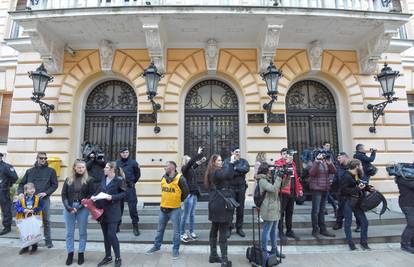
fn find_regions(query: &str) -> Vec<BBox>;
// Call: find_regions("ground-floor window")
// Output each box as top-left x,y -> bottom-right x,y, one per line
408,94 -> 414,143
0,94 -> 12,143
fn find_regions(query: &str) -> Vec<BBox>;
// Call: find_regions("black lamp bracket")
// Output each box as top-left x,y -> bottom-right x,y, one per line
31,96 -> 54,134
367,96 -> 398,133
263,94 -> 277,134
148,94 -> 161,134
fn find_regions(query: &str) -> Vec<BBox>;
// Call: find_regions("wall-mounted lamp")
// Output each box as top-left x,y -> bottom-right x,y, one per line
142,62 -> 163,134
261,62 -> 283,134
367,63 -> 400,133
28,63 -> 54,134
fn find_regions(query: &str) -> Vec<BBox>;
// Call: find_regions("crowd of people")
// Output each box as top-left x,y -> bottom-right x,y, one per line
0,142 -> 412,267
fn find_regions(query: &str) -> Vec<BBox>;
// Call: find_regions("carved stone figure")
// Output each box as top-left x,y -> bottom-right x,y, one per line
99,40 -> 115,72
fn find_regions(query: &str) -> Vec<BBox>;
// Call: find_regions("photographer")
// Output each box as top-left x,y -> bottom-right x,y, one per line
224,146 -> 250,238
339,159 -> 370,251
85,151 -> 106,193
395,171 -> 414,254
353,144 -> 377,184
275,148 -> 303,242
309,151 -> 336,238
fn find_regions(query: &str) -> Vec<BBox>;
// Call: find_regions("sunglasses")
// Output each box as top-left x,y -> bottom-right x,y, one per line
38,157 -> 48,160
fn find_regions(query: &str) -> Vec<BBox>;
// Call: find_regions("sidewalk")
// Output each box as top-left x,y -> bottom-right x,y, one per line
0,238 -> 413,267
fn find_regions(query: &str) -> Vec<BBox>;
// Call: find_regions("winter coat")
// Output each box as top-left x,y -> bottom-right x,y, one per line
116,158 -> 141,186
224,157 -> 250,187
0,161 -> 18,190
18,163 -> 58,197
308,160 -> 336,192
396,177 -> 414,208
86,158 -> 105,184
181,153 -> 203,195
353,150 -> 376,175
339,171 -> 363,199
94,176 -> 126,223
331,163 -> 349,194
208,163 -> 235,223
258,173 -> 282,221
274,159 -> 303,197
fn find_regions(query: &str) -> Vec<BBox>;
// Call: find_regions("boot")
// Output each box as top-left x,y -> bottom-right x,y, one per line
78,253 -> 84,265
219,242 -> 232,267
209,238 -> 221,263
65,252 -> 74,265
30,244 -> 38,254
0,226 -> 11,236
133,224 -> 140,236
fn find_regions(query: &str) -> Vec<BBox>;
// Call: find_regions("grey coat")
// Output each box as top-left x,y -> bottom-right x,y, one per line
258,173 -> 284,221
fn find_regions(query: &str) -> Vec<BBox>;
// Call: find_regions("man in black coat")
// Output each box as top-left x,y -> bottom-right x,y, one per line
353,144 -> 376,183
85,151 -> 106,192
224,146 -> 250,237
395,175 -> 414,254
0,153 -> 18,235
18,152 -> 58,248
116,148 -> 141,236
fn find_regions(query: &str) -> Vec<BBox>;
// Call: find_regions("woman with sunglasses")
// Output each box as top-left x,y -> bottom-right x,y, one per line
94,162 -> 127,267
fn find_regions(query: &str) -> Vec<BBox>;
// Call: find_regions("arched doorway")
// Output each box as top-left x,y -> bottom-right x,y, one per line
286,80 -> 339,171
84,80 -> 137,161
184,79 -> 239,198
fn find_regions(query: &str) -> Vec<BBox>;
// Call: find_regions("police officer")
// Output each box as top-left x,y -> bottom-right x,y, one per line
116,148 -> 141,236
0,153 -> 18,235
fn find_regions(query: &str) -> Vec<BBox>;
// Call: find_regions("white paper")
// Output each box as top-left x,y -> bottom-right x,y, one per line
91,192 -> 110,201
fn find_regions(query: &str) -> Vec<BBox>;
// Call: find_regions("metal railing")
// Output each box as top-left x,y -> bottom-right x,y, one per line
23,0 -> 398,12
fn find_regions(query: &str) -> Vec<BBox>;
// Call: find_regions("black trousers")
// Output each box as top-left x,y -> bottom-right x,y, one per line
278,194 -> 295,234
100,222 -> 120,259
210,222 -> 229,243
120,186 -> 139,224
0,189 -> 12,228
231,186 -> 246,230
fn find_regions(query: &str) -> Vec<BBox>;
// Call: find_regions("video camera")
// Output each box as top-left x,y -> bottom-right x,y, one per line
82,142 -> 105,161
315,149 -> 330,160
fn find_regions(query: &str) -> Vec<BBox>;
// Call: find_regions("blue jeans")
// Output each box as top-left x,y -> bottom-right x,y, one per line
343,200 -> 368,244
63,202 -> 89,253
261,220 -> 278,252
180,194 -> 197,235
154,208 -> 181,253
311,191 -> 327,232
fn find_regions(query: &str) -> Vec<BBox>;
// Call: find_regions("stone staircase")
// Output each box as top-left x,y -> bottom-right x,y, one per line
0,201 -> 406,246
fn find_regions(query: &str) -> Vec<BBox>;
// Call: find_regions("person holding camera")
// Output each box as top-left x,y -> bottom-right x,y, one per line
339,159 -> 370,251
224,146 -> 250,238
353,144 -> 377,184
116,148 -> 141,236
204,154 -> 235,267
180,146 -> 206,242
395,169 -> 414,253
85,151 -> 106,193
309,151 -> 336,239
275,148 -> 303,242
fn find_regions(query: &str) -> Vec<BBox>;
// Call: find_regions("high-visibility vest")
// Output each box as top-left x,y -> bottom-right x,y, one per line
16,195 -> 42,220
160,174 -> 182,209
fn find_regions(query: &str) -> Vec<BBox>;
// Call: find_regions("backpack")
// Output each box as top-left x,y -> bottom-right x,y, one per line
360,187 -> 388,216
365,164 -> 378,177
253,182 -> 266,208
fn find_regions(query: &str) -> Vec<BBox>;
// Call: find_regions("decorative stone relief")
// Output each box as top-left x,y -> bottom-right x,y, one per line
309,40 -> 323,71
99,40 -> 115,72
24,23 -> 64,73
358,24 -> 397,74
205,39 -> 218,74
141,18 -> 165,73
260,19 -> 284,72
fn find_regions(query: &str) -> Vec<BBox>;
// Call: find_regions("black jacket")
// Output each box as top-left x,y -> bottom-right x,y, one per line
18,163 -> 58,197
0,161 -> 18,190
208,163 -> 235,223
331,163 -> 348,193
181,153 -> 203,195
61,177 -> 95,212
339,171 -> 363,199
116,158 -> 140,186
353,150 -> 376,174
86,158 -> 106,182
224,157 -> 249,187
94,176 -> 127,223
396,177 -> 414,208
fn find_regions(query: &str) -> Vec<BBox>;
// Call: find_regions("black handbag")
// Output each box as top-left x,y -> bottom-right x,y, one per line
217,189 -> 240,210
360,187 -> 388,216
365,165 -> 378,176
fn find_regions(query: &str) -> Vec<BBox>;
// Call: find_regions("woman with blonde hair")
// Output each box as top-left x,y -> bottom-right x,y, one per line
254,152 -> 267,179
61,159 -> 95,265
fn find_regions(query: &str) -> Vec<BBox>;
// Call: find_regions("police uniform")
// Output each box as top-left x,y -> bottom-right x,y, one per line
116,149 -> 141,236
0,156 -> 18,235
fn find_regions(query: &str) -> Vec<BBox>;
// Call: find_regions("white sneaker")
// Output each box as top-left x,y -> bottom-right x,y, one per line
259,216 -> 264,223
180,233 -> 190,243
189,232 -> 198,240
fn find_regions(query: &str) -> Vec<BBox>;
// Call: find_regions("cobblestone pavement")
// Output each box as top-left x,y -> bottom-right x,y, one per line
0,238 -> 413,267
